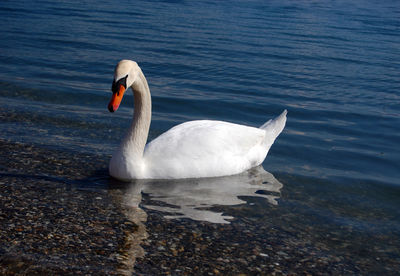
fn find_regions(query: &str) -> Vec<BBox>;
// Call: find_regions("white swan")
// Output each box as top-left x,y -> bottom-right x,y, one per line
108,60 -> 287,181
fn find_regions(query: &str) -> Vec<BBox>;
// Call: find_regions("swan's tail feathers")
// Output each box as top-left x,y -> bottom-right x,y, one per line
260,109 -> 287,140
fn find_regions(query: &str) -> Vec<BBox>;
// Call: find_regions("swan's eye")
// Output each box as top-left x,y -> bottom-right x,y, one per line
111,75 -> 128,94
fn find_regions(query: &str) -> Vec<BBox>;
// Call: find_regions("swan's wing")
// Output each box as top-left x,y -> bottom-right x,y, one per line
145,120 -> 265,160
143,120 -> 266,178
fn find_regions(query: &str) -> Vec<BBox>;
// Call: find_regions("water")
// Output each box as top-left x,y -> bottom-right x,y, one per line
1,0 -> 399,273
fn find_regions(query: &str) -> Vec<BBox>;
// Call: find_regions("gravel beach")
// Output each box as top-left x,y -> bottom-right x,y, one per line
1,139 -> 399,275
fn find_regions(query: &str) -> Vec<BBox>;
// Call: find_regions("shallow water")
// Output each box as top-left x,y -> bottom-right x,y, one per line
1,0 -> 400,274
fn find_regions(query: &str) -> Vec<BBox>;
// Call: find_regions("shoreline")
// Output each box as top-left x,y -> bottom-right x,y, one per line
1,139 -> 399,275
0,139 -> 141,274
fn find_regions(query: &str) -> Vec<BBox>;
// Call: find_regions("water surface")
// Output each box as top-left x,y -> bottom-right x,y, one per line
0,0 -> 399,274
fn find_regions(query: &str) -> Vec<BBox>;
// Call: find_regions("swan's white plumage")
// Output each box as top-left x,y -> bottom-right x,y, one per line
108,60 -> 287,180
143,112 -> 286,179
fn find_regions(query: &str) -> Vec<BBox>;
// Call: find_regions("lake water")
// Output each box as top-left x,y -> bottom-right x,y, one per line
0,0 -> 399,274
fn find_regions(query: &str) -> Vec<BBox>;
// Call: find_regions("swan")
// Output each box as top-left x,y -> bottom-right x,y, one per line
108,60 -> 287,181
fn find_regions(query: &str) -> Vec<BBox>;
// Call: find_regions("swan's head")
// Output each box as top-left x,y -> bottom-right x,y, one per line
108,60 -> 139,112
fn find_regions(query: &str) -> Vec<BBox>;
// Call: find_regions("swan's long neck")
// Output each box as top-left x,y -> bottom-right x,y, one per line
122,69 -> 151,159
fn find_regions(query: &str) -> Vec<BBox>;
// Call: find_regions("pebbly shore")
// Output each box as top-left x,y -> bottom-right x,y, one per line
1,139 -> 399,275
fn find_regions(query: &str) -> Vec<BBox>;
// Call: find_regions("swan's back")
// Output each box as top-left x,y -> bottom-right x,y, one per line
142,110 -> 287,179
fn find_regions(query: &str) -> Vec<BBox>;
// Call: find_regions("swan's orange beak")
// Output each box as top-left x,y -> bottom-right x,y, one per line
108,84 -> 125,112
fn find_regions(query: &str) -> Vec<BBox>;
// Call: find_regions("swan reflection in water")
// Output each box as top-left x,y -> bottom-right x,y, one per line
111,166 -> 283,274
122,166 -> 283,224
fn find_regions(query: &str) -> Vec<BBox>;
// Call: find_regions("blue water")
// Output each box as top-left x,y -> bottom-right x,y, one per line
1,0 -> 400,272
1,0 -> 398,185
